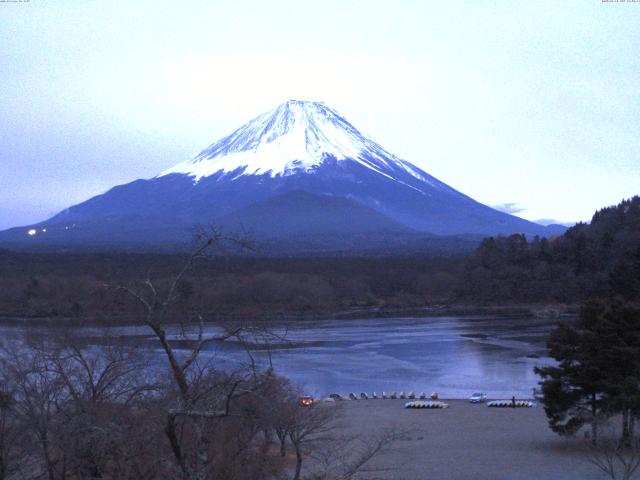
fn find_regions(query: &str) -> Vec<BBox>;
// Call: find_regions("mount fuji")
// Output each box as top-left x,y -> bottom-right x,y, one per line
1,100 -> 563,253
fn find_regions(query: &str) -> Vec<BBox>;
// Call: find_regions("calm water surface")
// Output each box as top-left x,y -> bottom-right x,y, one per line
231,316 -> 557,398
1,316 -> 558,399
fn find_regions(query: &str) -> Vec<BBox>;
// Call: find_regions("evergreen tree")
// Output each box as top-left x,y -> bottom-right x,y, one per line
459,195 -> 640,304
535,310 -> 609,444
536,300 -> 640,445
593,301 -> 640,445
609,246 -> 640,302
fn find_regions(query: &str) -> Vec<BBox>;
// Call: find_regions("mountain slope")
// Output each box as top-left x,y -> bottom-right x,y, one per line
217,190 -> 414,237
161,100 -> 453,187
0,99 -> 562,252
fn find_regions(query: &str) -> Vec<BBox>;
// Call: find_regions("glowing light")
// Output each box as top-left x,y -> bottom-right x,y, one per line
42,228 -> 47,232
27,229 -> 37,236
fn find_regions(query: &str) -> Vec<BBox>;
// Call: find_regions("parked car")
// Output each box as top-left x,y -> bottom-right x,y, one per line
298,396 -> 314,407
469,392 -> 487,403
328,393 -> 344,401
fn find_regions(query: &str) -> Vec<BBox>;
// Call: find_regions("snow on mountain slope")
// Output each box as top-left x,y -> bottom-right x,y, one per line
161,99 -> 448,191
0,99 -> 563,251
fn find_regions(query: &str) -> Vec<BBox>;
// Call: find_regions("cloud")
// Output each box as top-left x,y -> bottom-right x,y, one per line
492,202 -> 525,214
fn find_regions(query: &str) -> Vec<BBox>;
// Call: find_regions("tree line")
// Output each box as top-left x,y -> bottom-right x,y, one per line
3,196 -> 638,322
0,252 -> 462,321
458,196 -> 640,304
0,233 -> 398,480
532,198 -> 640,478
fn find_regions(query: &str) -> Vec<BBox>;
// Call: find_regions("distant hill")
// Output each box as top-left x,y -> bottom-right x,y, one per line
458,196 -> 640,303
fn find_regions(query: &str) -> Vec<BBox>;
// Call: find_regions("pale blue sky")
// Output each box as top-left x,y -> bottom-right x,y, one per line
1,0 -> 638,229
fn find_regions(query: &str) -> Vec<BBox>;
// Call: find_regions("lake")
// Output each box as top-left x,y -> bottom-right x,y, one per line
225,316 -> 557,398
0,315 -> 559,399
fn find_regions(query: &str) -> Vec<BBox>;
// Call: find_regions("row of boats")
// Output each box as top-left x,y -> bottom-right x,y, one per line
326,392 -> 535,408
404,400 -> 535,409
404,401 -> 449,409
487,400 -> 535,408
338,392 -> 439,401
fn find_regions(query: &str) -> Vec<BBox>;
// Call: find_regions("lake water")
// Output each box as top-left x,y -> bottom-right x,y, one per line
0,315 -> 558,399
228,316 -> 557,399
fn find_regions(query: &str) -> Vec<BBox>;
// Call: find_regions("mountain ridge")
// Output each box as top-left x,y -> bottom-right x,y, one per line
161,99 -> 454,190
0,99 -> 565,253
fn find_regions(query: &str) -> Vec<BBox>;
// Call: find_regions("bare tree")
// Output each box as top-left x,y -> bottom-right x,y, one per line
288,403 -> 340,480
0,386 -> 22,480
277,398 -> 402,480
309,428 -> 404,480
587,436 -> 640,480
2,340 -> 68,480
0,227 -> 395,480
113,228 -> 265,480
50,334 -> 158,478
0,331 -> 160,480
258,373 -> 298,458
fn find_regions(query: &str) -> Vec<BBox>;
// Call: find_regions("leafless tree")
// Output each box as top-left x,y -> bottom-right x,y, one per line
0,385 -> 22,480
586,428 -> 640,480
309,428 -> 404,480
112,228 -> 274,480
50,334 -> 158,478
287,403 -> 340,480
257,373 -> 298,458
1,340 -> 68,480
270,396 -> 402,480
0,331 -> 160,480
0,227 -> 396,480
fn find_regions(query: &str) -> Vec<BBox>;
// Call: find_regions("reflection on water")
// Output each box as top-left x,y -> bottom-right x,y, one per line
207,316 -> 557,398
0,316 -> 558,399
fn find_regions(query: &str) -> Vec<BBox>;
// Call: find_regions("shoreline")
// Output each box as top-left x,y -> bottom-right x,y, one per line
0,303 -> 579,327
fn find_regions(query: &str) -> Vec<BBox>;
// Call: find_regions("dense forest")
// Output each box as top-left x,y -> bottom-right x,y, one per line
0,252 -> 463,320
0,196 -> 638,321
458,196 -> 640,303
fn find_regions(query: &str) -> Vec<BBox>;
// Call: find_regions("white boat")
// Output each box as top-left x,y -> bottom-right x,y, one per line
487,400 -> 533,408
405,400 -> 449,409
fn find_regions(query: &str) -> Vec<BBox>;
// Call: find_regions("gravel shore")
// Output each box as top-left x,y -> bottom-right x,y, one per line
332,399 -> 606,480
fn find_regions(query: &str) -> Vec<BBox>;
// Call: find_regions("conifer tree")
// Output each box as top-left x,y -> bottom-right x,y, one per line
536,300 -> 640,445
535,309 -> 609,444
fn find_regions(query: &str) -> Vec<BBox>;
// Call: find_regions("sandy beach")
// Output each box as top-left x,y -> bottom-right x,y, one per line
331,399 -> 606,480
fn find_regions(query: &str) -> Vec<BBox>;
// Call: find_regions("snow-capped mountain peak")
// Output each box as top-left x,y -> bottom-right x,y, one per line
2,100 -> 560,250
160,99 -> 426,182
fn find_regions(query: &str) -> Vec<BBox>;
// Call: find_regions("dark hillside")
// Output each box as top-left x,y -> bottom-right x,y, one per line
458,196 -> 640,303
